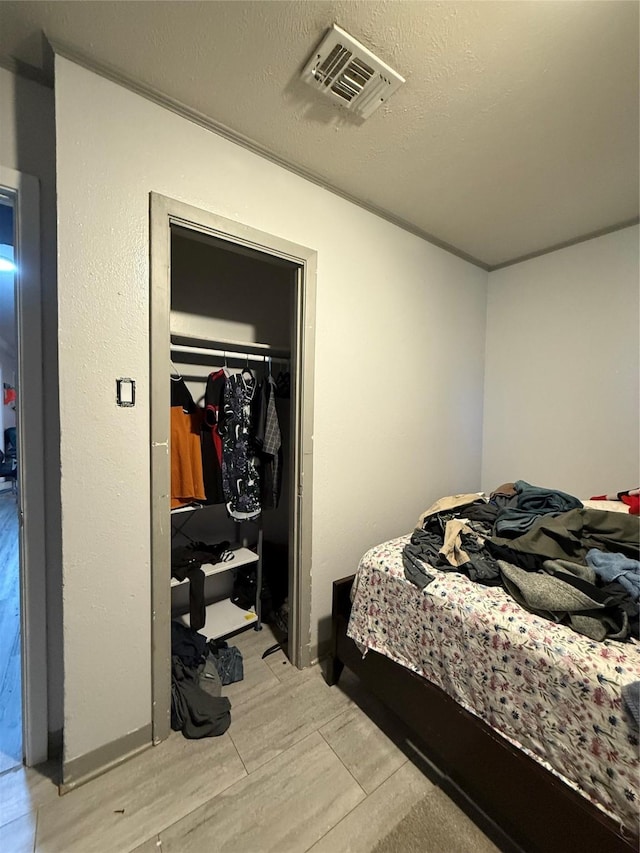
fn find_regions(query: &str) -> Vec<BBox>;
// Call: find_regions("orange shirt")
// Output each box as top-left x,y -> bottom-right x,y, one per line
171,406 -> 206,508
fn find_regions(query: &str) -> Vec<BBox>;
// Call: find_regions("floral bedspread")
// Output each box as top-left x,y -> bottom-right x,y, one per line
347,535 -> 640,833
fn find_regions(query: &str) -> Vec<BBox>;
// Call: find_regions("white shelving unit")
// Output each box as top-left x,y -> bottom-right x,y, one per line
179,599 -> 258,641
170,521 -> 263,638
170,504 -> 205,515
170,547 -> 258,588
170,332 -> 275,640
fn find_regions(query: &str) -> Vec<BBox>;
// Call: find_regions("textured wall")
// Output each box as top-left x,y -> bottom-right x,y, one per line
482,225 -> 640,497
55,56 -> 487,763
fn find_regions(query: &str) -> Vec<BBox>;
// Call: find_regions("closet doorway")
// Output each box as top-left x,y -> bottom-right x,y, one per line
0,166 -> 48,769
150,194 -> 316,743
0,189 -> 21,774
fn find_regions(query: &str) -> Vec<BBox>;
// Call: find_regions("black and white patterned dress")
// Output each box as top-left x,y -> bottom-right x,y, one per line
220,369 -> 261,521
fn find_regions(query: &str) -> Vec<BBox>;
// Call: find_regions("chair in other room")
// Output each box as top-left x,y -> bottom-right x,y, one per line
0,448 -> 17,494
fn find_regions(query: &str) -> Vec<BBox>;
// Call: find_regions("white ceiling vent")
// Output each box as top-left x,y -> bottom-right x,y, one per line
301,24 -> 405,119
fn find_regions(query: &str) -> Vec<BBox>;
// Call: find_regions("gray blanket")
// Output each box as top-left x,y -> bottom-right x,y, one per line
494,480 -> 582,537
498,560 -> 629,641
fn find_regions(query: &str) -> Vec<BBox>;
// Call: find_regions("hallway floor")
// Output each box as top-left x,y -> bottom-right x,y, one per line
0,624 -> 499,853
0,490 -> 21,774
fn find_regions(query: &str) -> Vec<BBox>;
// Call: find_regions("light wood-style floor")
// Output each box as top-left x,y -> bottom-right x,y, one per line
0,491 -> 21,775
0,623 -> 500,853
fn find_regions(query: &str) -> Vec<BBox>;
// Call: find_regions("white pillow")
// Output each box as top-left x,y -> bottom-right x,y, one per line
581,499 -> 630,514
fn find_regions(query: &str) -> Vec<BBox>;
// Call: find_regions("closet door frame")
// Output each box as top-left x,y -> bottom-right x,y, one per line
149,192 -> 316,743
0,166 -> 48,766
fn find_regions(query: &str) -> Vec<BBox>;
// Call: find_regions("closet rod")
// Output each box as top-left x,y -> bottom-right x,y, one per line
170,343 -> 289,365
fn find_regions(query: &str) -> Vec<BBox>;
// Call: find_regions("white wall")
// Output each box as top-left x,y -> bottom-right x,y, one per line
482,225 -> 640,497
55,56 -> 487,764
0,66 -> 63,741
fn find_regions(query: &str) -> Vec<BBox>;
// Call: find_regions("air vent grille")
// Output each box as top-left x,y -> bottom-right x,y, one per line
301,25 -> 404,119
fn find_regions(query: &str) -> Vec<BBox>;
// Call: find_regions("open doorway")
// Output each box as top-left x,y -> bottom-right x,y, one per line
0,196 -> 20,773
0,166 -> 48,771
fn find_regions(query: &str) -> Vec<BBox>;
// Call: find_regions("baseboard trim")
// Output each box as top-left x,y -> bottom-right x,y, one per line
60,723 -> 152,792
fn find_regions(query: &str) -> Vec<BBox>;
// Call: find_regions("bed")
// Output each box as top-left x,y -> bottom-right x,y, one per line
328,504 -> 640,853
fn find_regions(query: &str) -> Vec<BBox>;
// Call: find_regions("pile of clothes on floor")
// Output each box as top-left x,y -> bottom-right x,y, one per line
403,481 -> 640,642
170,621 -> 244,739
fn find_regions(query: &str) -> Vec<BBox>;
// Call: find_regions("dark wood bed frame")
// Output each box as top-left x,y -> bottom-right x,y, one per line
327,575 -> 637,853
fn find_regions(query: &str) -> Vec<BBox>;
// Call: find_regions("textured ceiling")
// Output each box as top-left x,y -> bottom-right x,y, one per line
0,0 -> 638,267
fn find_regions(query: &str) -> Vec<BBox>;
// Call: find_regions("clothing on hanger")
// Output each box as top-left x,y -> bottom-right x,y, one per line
221,369 -> 261,521
170,377 -> 206,509
255,373 -> 282,509
201,368 -> 227,504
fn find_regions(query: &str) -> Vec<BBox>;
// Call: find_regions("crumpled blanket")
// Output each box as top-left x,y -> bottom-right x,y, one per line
498,560 -> 629,641
515,480 -> 582,515
494,480 -> 582,537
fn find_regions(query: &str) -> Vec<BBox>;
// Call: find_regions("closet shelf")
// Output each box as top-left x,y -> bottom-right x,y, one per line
179,598 -> 258,640
170,332 -> 290,362
170,547 -> 258,587
171,504 -> 205,515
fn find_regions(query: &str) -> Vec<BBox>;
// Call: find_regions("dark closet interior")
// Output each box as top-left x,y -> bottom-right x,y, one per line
169,225 -> 298,654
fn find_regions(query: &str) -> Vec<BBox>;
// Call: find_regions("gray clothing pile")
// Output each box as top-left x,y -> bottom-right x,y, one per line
489,507 -> 640,567
403,527 -> 438,589
498,559 -> 630,641
493,480 -> 582,538
171,655 -> 231,739
403,488 -> 639,644
403,494 -> 500,589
